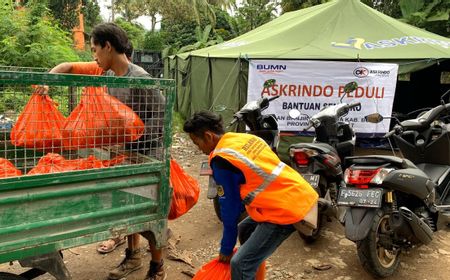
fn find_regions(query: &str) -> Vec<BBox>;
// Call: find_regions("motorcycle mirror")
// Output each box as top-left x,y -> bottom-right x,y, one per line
212,104 -> 228,112
440,89 -> 450,106
289,109 -> 301,119
344,82 -> 358,93
365,113 -> 384,123
340,82 -> 358,103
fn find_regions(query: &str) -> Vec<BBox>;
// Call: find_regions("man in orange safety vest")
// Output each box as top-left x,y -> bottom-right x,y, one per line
184,110 -> 318,279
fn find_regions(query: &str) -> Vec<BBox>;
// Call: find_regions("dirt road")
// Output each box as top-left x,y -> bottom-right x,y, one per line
1,135 -> 450,280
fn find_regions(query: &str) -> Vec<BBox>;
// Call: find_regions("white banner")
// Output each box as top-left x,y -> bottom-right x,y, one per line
248,60 -> 399,134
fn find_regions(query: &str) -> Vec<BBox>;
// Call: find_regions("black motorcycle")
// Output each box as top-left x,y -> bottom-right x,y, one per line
338,93 -> 450,277
200,95 -> 280,221
288,82 -> 360,242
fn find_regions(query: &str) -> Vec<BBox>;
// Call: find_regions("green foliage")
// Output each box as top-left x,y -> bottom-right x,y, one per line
399,0 -> 424,18
171,111 -> 185,134
361,0 -> 402,18
361,0 -> 448,36
46,0 -> 80,31
45,0 -> 101,32
161,17 -> 198,49
178,24 -> 224,53
114,18 -> 146,49
82,0 -> 103,34
1,0 -> 13,11
398,0 -> 449,37
0,2 -> 79,68
113,0 -> 142,22
234,0 -> 278,34
281,0 -> 331,13
213,6 -> 238,40
76,50 -> 94,62
0,88 -> 28,114
143,32 -> 166,51
281,0 -> 303,13
48,87 -> 71,116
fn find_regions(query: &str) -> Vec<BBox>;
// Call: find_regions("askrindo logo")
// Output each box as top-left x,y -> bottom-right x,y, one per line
353,67 -> 369,78
332,36 -> 450,50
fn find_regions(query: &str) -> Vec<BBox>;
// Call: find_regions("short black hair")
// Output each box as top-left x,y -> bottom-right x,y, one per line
91,23 -> 129,54
183,111 -> 225,137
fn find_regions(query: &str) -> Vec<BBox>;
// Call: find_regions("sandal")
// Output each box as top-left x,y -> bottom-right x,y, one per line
97,237 -> 126,254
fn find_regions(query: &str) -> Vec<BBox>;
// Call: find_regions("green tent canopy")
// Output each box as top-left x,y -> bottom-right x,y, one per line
185,0 -> 450,60
167,0 -> 450,119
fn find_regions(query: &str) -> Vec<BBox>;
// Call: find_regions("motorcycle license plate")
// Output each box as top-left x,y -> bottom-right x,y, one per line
302,174 -> 320,188
337,187 -> 383,208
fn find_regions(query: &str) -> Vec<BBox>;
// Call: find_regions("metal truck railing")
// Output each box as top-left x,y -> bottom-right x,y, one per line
0,68 -> 175,279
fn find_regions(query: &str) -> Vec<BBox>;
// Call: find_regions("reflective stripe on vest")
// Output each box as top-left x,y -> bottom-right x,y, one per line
214,148 -> 286,205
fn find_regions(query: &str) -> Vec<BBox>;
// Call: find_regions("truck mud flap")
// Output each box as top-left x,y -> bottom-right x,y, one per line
344,208 -> 377,241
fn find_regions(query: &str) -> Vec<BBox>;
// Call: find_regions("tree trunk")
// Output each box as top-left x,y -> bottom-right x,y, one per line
111,0 -> 115,21
151,16 -> 157,32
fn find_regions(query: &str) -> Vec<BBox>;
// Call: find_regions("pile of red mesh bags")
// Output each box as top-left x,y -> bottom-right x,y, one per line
28,153 -> 126,175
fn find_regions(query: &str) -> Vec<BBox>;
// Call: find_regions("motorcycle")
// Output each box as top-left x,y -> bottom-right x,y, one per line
288,82 -> 360,243
200,95 -> 280,221
338,91 -> 450,277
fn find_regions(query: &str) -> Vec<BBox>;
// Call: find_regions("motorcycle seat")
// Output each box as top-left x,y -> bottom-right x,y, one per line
415,163 -> 450,185
345,155 -> 416,169
290,142 -> 337,154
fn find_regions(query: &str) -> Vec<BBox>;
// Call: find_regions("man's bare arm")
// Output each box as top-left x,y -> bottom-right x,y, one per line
49,62 -> 73,74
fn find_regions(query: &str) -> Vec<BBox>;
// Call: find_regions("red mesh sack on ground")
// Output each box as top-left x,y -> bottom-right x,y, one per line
10,92 -> 66,149
192,259 -> 232,280
62,87 -> 145,149
193,255 -> 265,280
0,158 -> 22,178
168,159 -> 200,220
28,153 -> 127,175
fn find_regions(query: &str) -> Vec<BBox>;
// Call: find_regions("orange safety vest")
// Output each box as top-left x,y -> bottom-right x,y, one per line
209,132 -> 318,225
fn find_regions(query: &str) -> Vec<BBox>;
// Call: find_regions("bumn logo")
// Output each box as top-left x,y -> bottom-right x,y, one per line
353,67 -> 369,78
256,64 -> 287,71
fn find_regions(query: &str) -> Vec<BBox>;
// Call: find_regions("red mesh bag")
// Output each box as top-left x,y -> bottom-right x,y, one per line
168,159 -> 200,220
28,153 -> 127,175
192,259 -> 232,280
28,153 -> 76,175
62,87 -> 145,149
10,92 -> 66,149
0,158 -> 22,178
193,256 -> 265,280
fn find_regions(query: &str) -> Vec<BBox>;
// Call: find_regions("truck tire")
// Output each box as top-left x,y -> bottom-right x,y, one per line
357,209 -> 400,278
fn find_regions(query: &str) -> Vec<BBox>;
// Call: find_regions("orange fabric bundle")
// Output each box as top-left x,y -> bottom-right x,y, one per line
63,87 -> 145,149
28,153 -> 76,175
168,159 -> 200,220
192,258 -> 232,280
0,158 -> 22,178
28,153 -> 127,175
193,256 -> 265,280
10,92 -> 66,149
